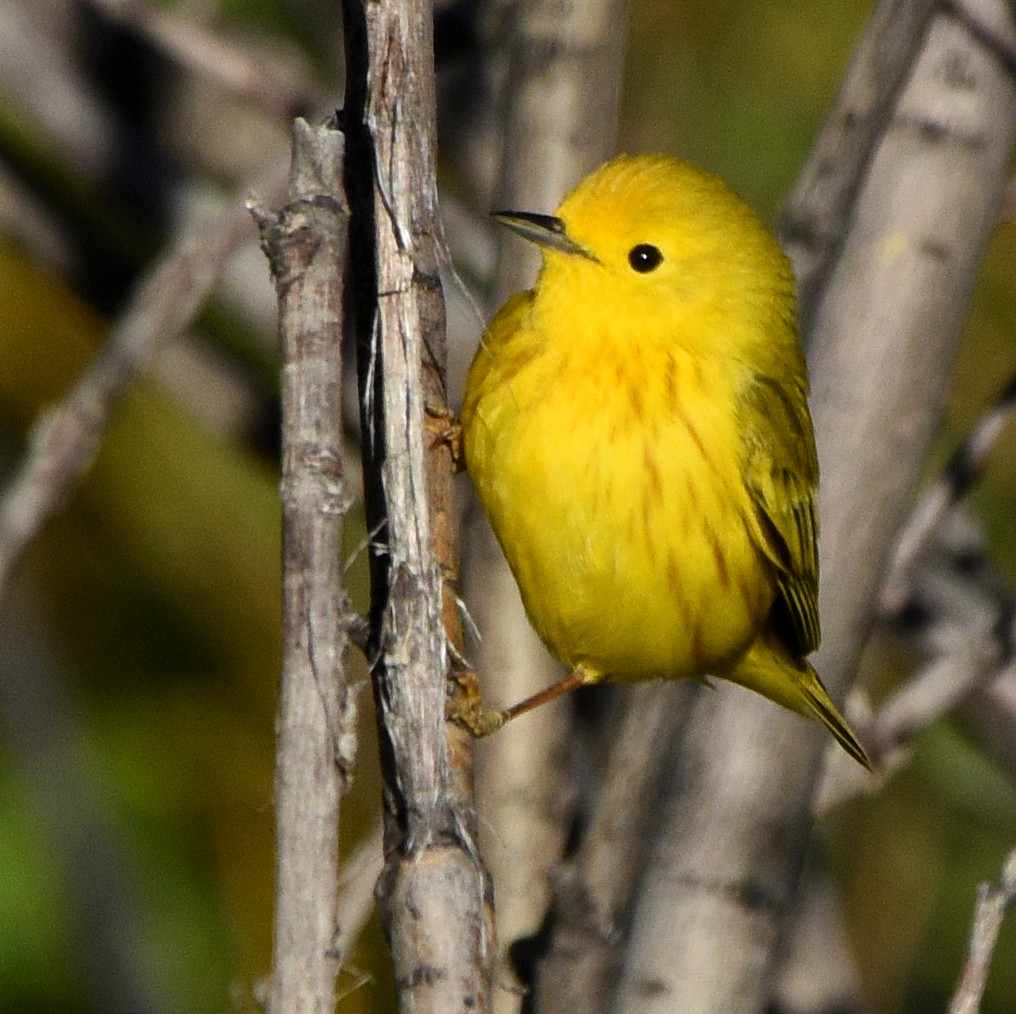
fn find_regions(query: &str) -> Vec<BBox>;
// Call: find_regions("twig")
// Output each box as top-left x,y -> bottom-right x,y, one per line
0,159 -> 286,598
818,508 -> 1016,812
881,369 -> 1016,614
948,845 -> 1016,1014
251,118 -> 357,1014
334,820 -> 385,966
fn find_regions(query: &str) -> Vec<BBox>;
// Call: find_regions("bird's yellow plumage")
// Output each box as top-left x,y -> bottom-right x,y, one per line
460,154 -> 870,768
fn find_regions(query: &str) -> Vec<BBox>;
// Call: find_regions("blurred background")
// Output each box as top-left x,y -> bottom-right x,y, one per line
1,0 -> 1016,1011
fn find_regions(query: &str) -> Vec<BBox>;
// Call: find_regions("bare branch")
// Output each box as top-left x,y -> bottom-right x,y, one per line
881,369 -> 1016,614
949,845 -> 1016,1014
0,159 -> 284,597
779,0 -> 940,328
252,118 -> 357,1014
342,0 -> 493,1006
773,857 -> 866,1013
803,0 -> 1016,704
489,0 -> 628,304
819,366 -> 1016,807
531,683 -> 698,1013
805,0 -> 1016,721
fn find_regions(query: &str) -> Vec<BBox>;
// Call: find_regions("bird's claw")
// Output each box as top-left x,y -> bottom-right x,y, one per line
446,669 -> 505,737
425,402 -> 466,473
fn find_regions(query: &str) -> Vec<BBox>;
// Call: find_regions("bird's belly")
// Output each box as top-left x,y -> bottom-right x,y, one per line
517,486 -> 769,681
467,388 -> 773,682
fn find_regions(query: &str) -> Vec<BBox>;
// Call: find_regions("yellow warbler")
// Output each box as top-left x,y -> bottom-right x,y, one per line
459,154 -> 870,769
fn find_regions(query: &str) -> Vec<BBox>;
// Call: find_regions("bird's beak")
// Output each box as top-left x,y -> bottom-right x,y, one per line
492,211 -> 595,259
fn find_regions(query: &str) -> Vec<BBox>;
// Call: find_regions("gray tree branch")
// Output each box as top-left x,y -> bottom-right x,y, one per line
252,119 -> 358,1014
341,0 -> 493,1007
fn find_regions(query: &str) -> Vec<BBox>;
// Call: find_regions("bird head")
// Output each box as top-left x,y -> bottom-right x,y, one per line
493,154 -> 797,363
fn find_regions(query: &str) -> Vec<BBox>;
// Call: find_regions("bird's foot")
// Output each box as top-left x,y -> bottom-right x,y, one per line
447,666 -> 592,736
446,668 -> 505,737
424,402 -> 465,473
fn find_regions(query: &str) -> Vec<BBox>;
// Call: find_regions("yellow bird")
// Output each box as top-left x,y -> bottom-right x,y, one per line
459,154 -> 870,769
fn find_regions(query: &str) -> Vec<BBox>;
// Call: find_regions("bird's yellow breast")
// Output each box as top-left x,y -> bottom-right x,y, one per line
462,293 -> 774,683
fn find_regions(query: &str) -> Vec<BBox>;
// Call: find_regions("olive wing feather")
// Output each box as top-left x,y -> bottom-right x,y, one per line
738,373 -> 821,656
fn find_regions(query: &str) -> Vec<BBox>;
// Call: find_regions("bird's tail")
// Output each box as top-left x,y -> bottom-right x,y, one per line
795,664 -> 872,770
726,639 -> 872,770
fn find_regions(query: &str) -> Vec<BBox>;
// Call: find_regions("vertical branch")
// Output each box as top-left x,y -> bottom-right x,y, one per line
252,120 -> 357,1014
342,0 -> 493,1008
489,0 -> 628,304
531,682 -> 698,1013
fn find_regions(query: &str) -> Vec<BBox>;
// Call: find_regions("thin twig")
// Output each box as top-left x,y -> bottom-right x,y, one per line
0,158 -> 288,598
881,369 -> 1016,614
818,509 -> 1015,812
948,845 -> 1016,1014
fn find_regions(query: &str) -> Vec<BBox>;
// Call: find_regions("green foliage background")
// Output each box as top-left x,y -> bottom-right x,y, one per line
1,1 -> 1015,1011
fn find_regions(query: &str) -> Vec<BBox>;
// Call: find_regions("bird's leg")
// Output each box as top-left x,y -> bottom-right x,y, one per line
447,667 -> 588,737
424,402 -> 465,473
499,669 -> 588,723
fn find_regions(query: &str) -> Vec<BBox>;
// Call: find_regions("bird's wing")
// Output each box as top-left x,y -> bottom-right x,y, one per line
738,372 -> 821,656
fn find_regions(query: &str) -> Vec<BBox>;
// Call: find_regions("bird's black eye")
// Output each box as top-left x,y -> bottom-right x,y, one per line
628,244 -> 663,273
